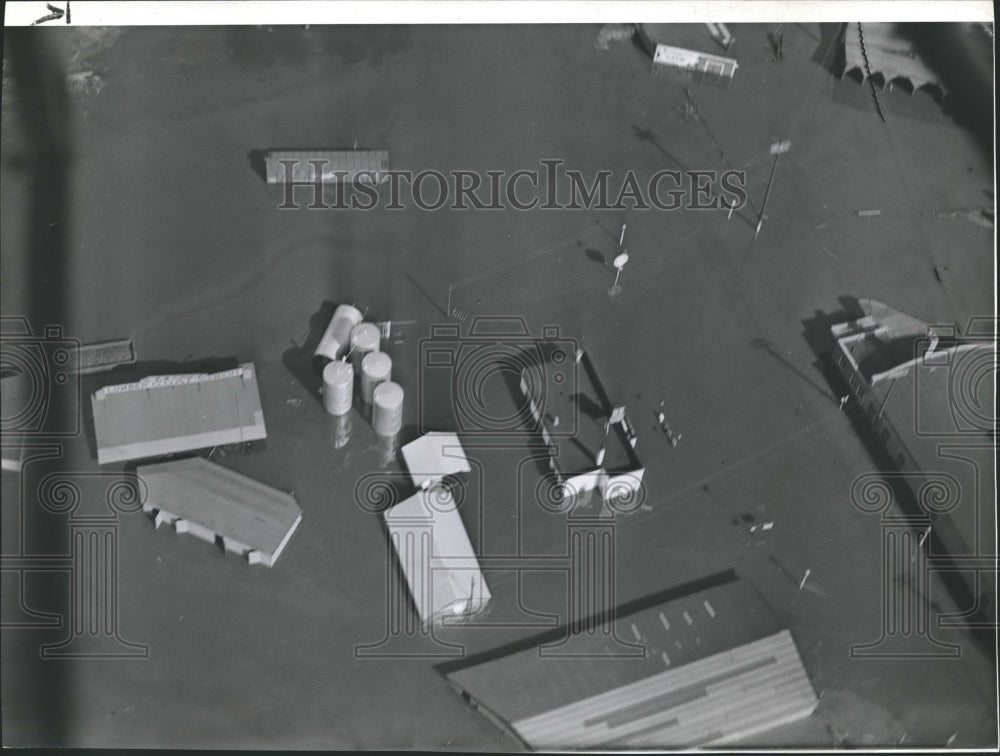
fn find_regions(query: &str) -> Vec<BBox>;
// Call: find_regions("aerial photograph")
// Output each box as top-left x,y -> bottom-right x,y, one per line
1,0 -> 996,749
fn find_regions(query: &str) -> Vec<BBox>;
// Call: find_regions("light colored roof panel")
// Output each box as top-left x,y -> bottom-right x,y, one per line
844,23 -> 946,94
138,456 -> 302,567
93,363 -> 267,464
444,576 -> 784,726
511,630 -> 816,748
401,432 -> 471,488
384,486 -> 491,623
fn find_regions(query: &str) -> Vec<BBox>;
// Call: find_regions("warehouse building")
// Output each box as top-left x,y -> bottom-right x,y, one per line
438,572 -> 818,748
92,363 -> 267,464
831,299 -> 996,624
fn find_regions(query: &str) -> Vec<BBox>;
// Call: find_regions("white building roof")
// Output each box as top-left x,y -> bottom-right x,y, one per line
401,432 -> 472,489
383,485 -> 490,624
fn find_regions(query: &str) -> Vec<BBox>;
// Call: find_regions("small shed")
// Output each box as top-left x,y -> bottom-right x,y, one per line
264,149 -> 390,184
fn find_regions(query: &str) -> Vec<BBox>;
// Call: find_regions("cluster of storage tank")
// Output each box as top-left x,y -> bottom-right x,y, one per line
313,304 -> 403,436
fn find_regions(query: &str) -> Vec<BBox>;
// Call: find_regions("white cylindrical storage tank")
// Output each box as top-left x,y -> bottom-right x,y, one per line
349,322 -> 381,369
360,351 -> 392,405
322,360 -> 354,416
372,381 -> 404,436
314,304 -> 363,366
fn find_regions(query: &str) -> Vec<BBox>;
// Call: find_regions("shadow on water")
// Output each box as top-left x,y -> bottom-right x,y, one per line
802,297 -> 996,656
282,300 -> 337,406
581,245 -> 608,267
630,124 -> 691,173
811,22 -> 846,74
247,149 -> 267,181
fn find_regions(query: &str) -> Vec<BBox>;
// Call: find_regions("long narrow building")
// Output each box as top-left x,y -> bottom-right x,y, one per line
92,363 -> 267,464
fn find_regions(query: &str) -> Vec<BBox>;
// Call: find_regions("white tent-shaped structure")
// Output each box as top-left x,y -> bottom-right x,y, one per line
384,485 -> 491,624
843,23 -> 946,98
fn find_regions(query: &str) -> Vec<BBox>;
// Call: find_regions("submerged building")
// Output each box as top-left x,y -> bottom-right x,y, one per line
439,572 -> 818,748
92,363 -> 267,464
831,299 -> 996,623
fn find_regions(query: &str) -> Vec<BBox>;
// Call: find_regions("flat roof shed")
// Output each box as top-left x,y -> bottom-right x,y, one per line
92,363 -> 267,465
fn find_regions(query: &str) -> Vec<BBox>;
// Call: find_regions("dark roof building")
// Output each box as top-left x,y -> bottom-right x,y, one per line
519,347 -> 645,505
439,573 -> 817,748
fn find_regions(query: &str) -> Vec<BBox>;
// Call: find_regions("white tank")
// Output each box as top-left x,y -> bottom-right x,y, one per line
349,322 -> 381,369
322,360 -> 354,416
314,304 -> 363,366
360,351 -> 392,405
372,381 -> 404,436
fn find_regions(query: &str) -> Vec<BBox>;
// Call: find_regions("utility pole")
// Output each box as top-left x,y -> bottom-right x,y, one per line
755,140 -> 791,239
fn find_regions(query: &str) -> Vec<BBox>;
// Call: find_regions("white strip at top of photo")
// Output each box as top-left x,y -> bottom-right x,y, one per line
4,1 -> 995,27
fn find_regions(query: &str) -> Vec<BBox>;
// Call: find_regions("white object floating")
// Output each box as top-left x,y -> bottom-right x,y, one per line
314,304 -> 363,364
383,485 -> 491,624
349,322 -> 381,369
139,457 -> 302,568
360,351 -> 392,406
401,432 -> 471,489
322,360 -> 354,417
372,381 -> 404,436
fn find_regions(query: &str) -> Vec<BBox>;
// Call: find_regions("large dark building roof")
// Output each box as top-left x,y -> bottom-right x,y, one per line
439,572 -> 817,748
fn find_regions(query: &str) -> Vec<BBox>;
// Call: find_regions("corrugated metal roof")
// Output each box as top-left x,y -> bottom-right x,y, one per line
442,578 -> 817,748
512,630 -> 816,748
265,149 -> 390,184
138,456 -> 301,567
92,363 -> 267,464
